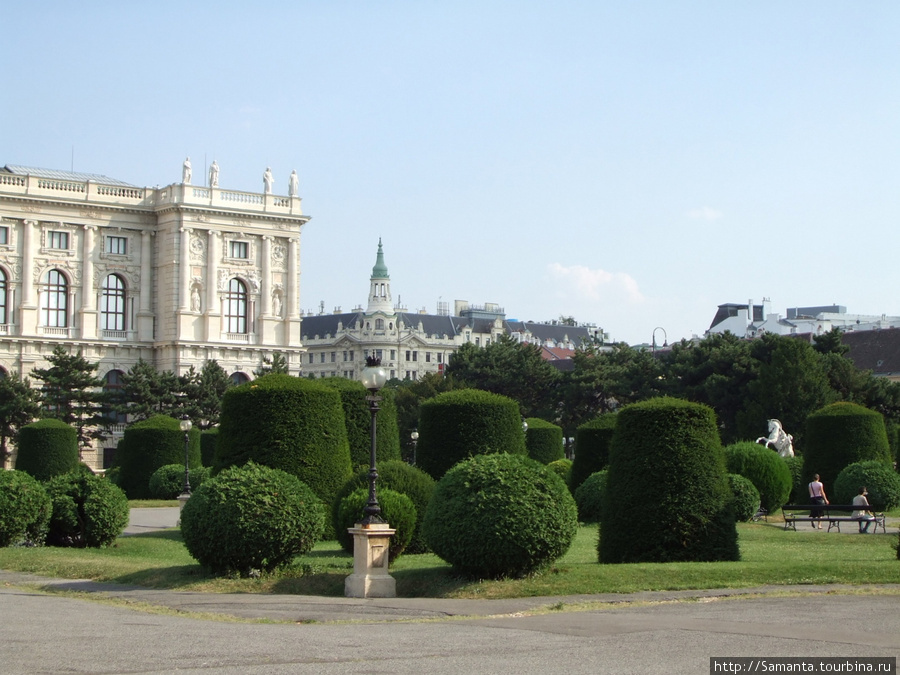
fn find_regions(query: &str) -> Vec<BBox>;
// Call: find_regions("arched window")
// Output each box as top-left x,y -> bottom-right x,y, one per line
0,268 -> 6,325
375,318 -> 385,330
230,372 -> 250,386
40,269 -> 68,327
100,274 -> 126,331
225,278 -> 248,333
103,370 -> 127,424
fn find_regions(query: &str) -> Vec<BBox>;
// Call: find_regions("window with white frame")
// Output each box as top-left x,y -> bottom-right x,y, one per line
48,231 -> 69,250
229,241 -> 249,259
0,268 -> 6,324
0,226 -> 8,245
100,274 -> 126,331
106,236 -> 127,255
224,278 -> 248,333
40,269 -> 68,327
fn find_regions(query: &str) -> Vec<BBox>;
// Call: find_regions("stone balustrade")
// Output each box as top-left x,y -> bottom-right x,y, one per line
1,172 -> 303,216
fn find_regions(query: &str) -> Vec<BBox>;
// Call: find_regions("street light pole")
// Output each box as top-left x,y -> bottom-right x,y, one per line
360,356 -> 388,525
179,415 -> 192,496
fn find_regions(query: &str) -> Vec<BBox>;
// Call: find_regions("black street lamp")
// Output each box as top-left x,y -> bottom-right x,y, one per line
409,429 -> 419,466
360,356 -> 388,524
179,415 -> 192,496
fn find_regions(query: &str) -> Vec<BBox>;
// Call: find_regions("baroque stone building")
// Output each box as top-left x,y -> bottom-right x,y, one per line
0,163 -> 309,467
300,240 -> 605,380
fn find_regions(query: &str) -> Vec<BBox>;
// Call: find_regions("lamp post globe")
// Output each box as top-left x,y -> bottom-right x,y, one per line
360,357 -> 387,524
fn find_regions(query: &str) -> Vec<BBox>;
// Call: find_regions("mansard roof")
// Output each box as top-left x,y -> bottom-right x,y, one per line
841,328 -> 900,377
3,164 -> 136,187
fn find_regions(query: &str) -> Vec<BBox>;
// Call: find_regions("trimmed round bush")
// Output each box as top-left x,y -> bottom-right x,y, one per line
547,458 -> 573,484
148,464 -> 212,500
783,455 -> 805,504
525,418 -> 564,464
569,414 -> 617,492
215,374 -> 352,508
0,470 -> 51,547
116,415 -> 201,499
833,461 -> 900,511
15,419 -> 79,482
180,462 -> 326,576
804,402 -> 892,489
332,460 -> 435,554
723,441 -> 792,511
423,453 -> 577,578
416,389 -> 527,480
728,473 -> 761,522
574,470 -> 607,523
600,398 -> 739,564
200,429 -> 218,467
44,471 -> 129,548
335,488 -> 417,561
321,378 -> 401,468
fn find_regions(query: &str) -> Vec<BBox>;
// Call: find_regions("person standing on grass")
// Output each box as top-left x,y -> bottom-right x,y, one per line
852,487 -> 875,534
808,473 -> 828,529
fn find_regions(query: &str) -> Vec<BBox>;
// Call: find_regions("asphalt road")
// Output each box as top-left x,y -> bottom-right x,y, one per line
1,584 -> 897,675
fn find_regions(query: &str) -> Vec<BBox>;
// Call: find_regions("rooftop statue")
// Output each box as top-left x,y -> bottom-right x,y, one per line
756,418 -> 794,458
209,160 -> 219,187
263,167 -> 274,194
182,157 -> 192,184
288,169 -> 299,197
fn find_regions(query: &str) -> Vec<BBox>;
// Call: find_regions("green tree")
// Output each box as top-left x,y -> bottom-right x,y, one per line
114,359 -> 180,422
31,346 -> 104,448
253,351 -> 290,377
182,360 -> 233,428
389,372 -> 463,462
444,335 -> 560,419
0,372 -> 40,464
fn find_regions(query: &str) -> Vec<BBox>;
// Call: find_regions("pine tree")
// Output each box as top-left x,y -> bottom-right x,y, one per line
31,346 -> 104,448
114,359 -> 181,422
253,351 -> 290,377
193,360 -> 232,428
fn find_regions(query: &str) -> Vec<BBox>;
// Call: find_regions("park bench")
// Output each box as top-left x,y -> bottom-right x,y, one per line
781,504 -> 886,534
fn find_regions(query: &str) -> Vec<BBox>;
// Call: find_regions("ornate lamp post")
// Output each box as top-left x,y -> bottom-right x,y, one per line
359,356 -> 388,524
409,429 -> 419,466
179,415 -> 192,496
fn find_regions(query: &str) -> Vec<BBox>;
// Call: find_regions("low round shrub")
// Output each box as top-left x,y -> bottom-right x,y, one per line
332,461 -> 435,553
833,461 -> 900,511
525,418 -> 564,464
335,488 -> 416,561
0,470 -> 51,547
547,458 -> 573,484
574,470 -> 607,523
44,471 -> 129,548
423,453 -> 577,578
180,462 -> 326,576
723,441 -> 792,511
148,464 -> 211,500
728,473 -> 761,522
15,419 -> 79,482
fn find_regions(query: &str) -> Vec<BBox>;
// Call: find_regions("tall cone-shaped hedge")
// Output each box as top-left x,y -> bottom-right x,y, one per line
15,419 -> 79,482
215,374 -> 352,507
569,413 -> 617,492
600,397 -> 738,564
116,415 -> 201,499
416,389 -> 526,479
803,402 -> 892,489
320,377 -> 401,468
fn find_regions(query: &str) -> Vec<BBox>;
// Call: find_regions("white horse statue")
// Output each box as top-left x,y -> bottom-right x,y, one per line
756,418 -> 794,458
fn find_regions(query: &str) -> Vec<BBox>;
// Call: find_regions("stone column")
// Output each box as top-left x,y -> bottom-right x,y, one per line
179,227 -> 192,310
206,229 -> 219,312
80,225 -> 97,339
137,229 -> 154,341
287,237 -> 299,319
21,220 -> 36,307
261,236 -> 272,316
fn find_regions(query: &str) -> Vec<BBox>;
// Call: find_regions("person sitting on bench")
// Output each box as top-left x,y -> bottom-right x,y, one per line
852,486 -> 876,534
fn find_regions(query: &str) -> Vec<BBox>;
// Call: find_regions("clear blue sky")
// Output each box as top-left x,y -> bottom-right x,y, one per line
4,2 -> 898,344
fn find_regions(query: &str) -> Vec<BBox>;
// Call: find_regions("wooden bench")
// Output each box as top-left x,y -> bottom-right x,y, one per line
781,504 -> 886,533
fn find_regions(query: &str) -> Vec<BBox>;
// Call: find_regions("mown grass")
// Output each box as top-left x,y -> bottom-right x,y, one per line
1,520 -> 898,599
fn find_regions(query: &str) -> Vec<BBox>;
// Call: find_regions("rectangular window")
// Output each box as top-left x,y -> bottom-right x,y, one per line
390,349 -> 396,360
106,236 -> 127,255
405,350 -> 411,361
49,231 -> 69,249
330,352 -> 336,363
229,241 -> 249,259
309,354 -> 314,364
0,227 -> 8,245
349,351 -> 354,361
426,352 -> 431,363
376,349 -> 383,360
320,353 -> 325,363
343,351 -> 348,362
438,353 -> 443,364
412,351 -> 418,362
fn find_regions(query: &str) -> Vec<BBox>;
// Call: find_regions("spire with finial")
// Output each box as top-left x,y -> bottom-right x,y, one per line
367,238 -> 393,313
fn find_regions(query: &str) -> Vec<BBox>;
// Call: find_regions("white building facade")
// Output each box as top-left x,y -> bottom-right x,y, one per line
0,164 -> 310,468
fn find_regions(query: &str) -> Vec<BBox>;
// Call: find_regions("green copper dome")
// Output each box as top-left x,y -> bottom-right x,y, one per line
371,238 -> 389,279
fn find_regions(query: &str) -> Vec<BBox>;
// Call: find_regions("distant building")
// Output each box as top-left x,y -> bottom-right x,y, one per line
0,163 -> 309,468
707,298 -> 900,338
299,241 -> 606,380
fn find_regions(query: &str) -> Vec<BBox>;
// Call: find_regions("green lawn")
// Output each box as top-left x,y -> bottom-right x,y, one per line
1,522 -> 898,598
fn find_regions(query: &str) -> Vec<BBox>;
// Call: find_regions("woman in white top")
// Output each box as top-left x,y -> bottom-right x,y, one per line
808,474 -> 828,529
852,487 -> 875,534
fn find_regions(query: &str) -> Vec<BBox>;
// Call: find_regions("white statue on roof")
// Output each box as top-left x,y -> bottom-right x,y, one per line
209,160 -> 219,187
756,419 -> 794,458
263,167 -> 274,194
182,157 -> 192,184
288,169 -> 299,197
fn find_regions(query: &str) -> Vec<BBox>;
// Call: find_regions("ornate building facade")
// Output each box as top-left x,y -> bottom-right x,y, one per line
0,163 -> 310,468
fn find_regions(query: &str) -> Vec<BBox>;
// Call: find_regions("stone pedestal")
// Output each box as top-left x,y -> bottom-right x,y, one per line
176,491 -> 191,527
344,522 -> 396,598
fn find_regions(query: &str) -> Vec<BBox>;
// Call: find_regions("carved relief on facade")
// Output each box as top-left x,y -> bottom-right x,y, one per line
80,208 -> 101,220
33,260 -> 82,285
271,242 -> 286,271
93,264 -> 140,288
189,234 -> 205,262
